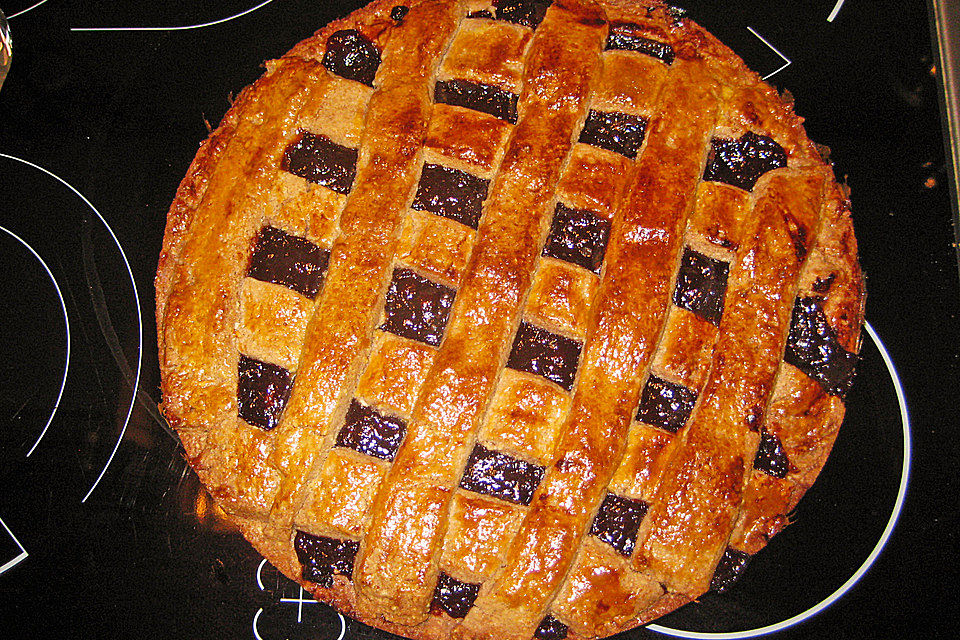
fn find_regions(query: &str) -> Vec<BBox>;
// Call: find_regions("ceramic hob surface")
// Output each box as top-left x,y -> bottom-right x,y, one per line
0,1 -> 956,639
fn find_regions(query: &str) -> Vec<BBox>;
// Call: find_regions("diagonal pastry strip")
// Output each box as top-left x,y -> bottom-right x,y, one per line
457,44 -> 723,640
265,0 -> 462,533
632,168 -> 828,594
354,0 -> 607,625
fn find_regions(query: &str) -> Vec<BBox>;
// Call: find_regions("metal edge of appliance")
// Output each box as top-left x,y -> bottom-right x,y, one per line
928,0 -> 960,279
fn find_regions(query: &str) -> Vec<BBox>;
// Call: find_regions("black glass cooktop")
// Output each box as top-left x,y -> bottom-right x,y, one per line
0,1 -> 956,638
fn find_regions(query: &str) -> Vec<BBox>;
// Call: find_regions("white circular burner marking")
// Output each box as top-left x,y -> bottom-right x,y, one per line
0,225 -> 70,458
647,320 -> 911,639
252,607 -> 266,640
71,0 -> 277,32
336,613 -> 346,640
6,1 -> 49,20
0,153 -> 143,504
257,558 -> 269,591
827,1 -> 847,23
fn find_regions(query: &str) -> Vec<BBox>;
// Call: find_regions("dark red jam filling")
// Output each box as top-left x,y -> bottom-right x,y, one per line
281,130 -> 358,195
534,616 -> 569,640
672,247 -> 729,326
636,375 -> 698,433
380,268 -> 456,347
459,444 -> 545,506
336,400 -> 407,461
703,131 -> 788,191
294,531 -> 360,588
237,355 -> 293,431
590,492 -> 649,557
710,546 -> 751,593
247,225 -> 329,299
496,0 -> 552,29
784,296 -> 858,397
506,321 -> 582,392
754,428 -> 790,478
435,79 -> 519,124
322,29 -> 381,86
605,23 -> 675,64
390,5 -> 409,22
578,109 -> 648,159
430,572 -> 481,618
411,163 -> 490,229
542,203 -> 611,273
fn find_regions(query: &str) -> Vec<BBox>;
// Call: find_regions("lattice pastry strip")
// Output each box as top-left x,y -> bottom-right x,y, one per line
633,168 -> 829,595
294,263 -> 455,540
290,25 -> 527,579
460,46 -> 723,639
423,9 -> 533,173
159,60 -> 356,521
440,492 -> 527,583
600,103 -> 776,546
725,183 -> 862,563
354,3 -> 607,625
577,180 -> 860,625
358,332 -> 439,415
265,0 -> 462,535
552,537 -> 664,637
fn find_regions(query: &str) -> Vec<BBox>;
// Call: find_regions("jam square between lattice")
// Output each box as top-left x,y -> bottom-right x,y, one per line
534,615 -> 569,640
380,268 -> 456,347
636,375 -> 698,433
703,132 -> 787,192
754,428 -> 790,478
247,225 -> 330,299
435,79 -> 519,124
496,0 -> 552,29
459,444 -> 544,506
282,131 -> 359,195
294,530 -> 360,587
590,492 -> 649,557
542,203 -> 611,273
237,354 -> 293,431
322,29 -> 381,86
412,163 -> 490,229
672,247 -> 729,326
784,296 -> 858,397
709,546 -> 751,593
336,400 -> 407,461
506,321 -> 582,391
605,23 -> 675,64
579,109 -> 648,159
431,572 -> 481,619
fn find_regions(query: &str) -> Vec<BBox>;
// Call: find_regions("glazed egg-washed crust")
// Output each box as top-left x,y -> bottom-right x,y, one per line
155,0 -> 865,638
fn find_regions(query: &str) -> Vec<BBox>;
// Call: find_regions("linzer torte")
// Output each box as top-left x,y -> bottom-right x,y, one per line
155,1 -> 866,638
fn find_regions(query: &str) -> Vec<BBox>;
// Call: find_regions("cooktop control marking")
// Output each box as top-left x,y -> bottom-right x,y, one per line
827,0 -> 846,22
0,225 -> 70,458
254,558 -> 346,638
745,26 -> 792,80
648,320 -> 912,639
0,516 -> 28,575
0,153 -> 144,504
71,0 -> 278,31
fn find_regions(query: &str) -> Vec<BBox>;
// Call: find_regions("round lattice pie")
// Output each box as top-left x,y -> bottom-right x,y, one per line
156,0 -> 865,638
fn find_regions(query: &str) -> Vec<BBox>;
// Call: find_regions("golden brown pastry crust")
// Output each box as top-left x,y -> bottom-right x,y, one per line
156,1 -> 865,639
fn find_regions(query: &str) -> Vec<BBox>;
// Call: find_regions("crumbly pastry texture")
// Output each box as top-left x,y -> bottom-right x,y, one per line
156,1 -> 866,638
